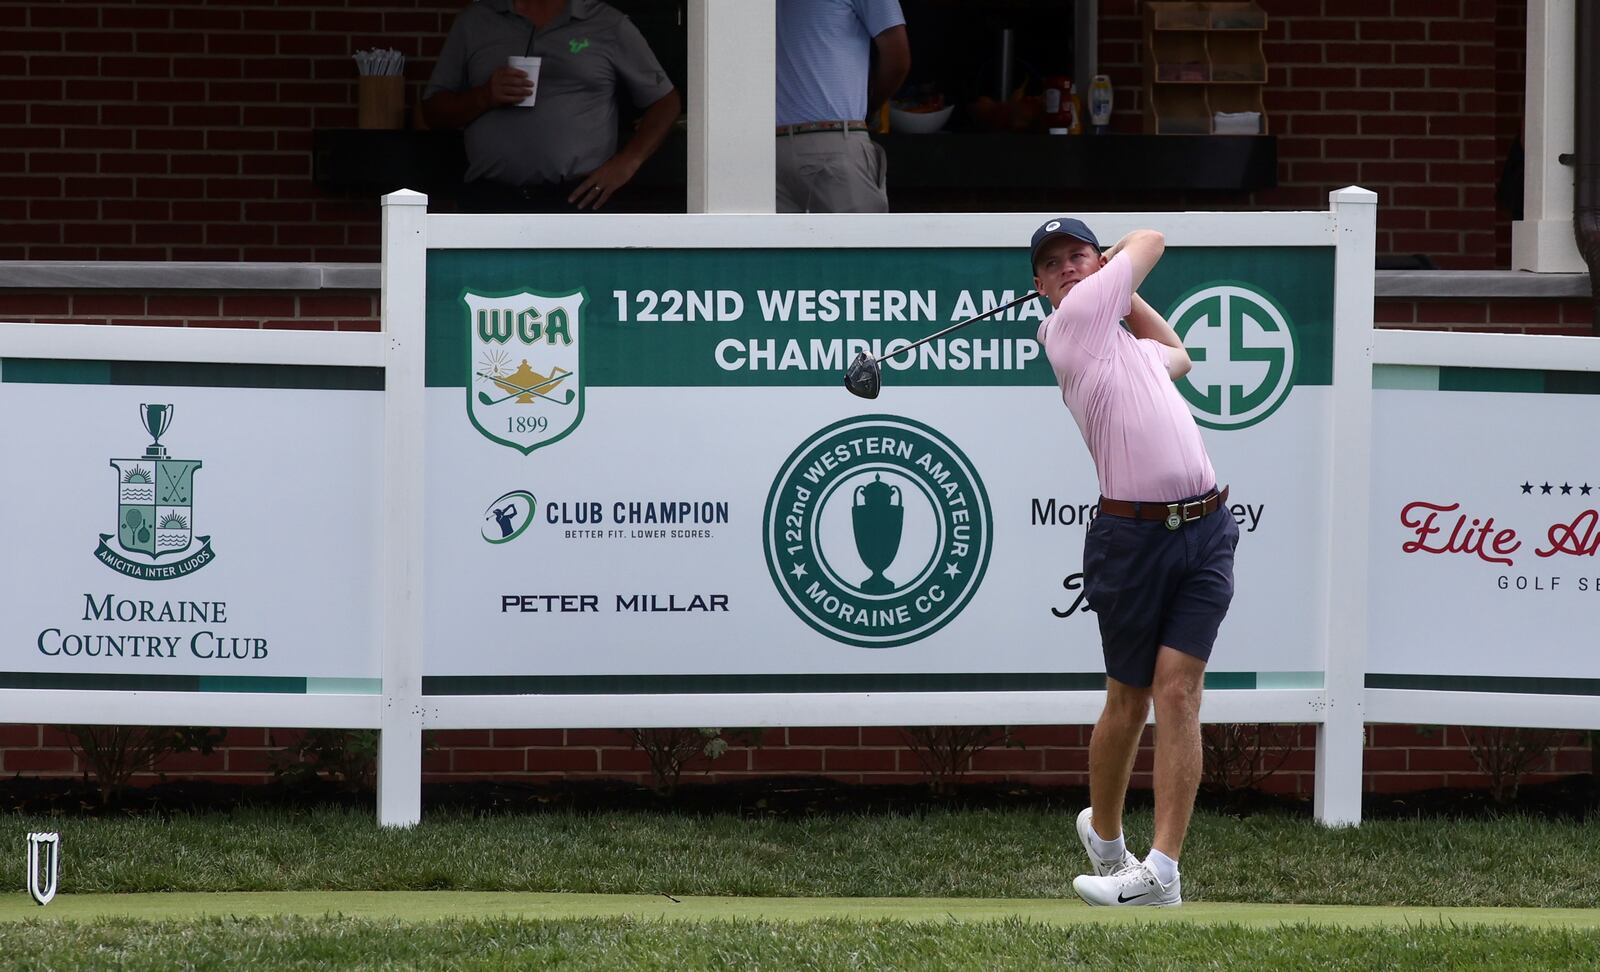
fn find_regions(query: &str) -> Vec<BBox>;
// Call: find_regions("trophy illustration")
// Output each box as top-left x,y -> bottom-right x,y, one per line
141,404 -> 173,458
852,473 -> 903,594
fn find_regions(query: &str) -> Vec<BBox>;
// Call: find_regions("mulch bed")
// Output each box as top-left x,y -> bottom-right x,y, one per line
2,774 -> 1595,821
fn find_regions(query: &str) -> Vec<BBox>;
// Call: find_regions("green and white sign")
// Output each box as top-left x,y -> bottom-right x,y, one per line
0,361 -> 384,688
421,244 -> 1335,687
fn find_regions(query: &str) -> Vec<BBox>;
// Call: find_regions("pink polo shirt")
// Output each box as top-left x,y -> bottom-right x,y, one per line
1036,253 -> 1216,503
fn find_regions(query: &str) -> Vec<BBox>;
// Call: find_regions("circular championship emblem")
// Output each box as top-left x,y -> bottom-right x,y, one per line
763,415 -> 992,648
1168,282 -> 1297,430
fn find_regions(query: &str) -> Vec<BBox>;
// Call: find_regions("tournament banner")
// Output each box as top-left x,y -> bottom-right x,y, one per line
1369,367 -> 1600,685
422,245 -> 1336,692
0,360 -> 385,692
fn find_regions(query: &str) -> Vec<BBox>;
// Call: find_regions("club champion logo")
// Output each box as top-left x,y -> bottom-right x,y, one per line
763,415 -> 992,648
482,490 -> 537,544
464,288 -> 586,454
1168,282 -> 1297,430
95,404 -> 215,580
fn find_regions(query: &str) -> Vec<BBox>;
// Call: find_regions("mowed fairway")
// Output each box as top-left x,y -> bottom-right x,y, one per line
4,891 -> 1600,930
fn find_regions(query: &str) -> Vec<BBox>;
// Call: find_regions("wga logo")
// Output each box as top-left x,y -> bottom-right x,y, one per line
1168,282 -> 1297,430
95,404 -> 216,580
465,289 -> 586,455
763,415 -> 992,649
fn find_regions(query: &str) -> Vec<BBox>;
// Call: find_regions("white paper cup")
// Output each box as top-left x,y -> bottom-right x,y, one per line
506,56 -> 541,107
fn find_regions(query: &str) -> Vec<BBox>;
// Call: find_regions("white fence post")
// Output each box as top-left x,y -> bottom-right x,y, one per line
1316,186 -> 1377,826
687,0 -> 775,213
377,190 -> 428,827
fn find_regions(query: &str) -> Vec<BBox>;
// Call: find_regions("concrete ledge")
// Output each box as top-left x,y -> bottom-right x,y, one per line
1376,270 -> 1591,299
0,262 -> 381,290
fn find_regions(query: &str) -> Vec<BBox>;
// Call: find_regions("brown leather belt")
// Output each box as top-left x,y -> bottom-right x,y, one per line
777,120 -> 868,136
1098,486 -> 1230,529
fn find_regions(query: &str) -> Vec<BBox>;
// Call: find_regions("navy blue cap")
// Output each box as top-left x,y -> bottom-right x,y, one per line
1029,217 -> 1100,270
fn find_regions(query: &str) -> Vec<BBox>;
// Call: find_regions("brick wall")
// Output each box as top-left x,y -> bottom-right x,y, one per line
1376,296 -> 1594,334
3,0 -> 1530,269
3,724 -> 1591,796
0,0 -> 464,262
7,290 -> 380,330
1097,0 -> 1520,269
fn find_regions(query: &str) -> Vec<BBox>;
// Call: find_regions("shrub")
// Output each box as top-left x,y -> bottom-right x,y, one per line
627,728 -> 761,795
901,726 -> 1021,795
269,728 -> 381,792
1200,723 -> 1302,795
1463,726 -> 1562,804
62,725 -> 227,805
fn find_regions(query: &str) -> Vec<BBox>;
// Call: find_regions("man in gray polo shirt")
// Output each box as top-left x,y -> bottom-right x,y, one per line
424,0 -> 680,212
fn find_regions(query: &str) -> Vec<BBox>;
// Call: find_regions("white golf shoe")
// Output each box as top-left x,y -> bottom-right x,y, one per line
1075,807 -> 1139,877
1071,858 -> 1182,907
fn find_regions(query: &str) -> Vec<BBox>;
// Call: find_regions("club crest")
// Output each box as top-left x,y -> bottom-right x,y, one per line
95,404 -> 215,580
464,289 -> 586,454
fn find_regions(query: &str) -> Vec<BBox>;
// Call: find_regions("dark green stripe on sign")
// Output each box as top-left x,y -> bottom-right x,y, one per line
1438,368 -> 1600,395
0,672 -> 308,694
423,672 -> 1260,696
1367,673 -> 1600,697
2,359 -> 382,391
424,673 -> 1110,696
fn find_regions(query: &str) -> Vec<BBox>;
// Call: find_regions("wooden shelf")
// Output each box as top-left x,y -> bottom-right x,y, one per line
1142,2 -> 1268,135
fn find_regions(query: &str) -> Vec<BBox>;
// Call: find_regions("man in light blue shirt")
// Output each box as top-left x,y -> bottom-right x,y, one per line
776,0 -> 910,213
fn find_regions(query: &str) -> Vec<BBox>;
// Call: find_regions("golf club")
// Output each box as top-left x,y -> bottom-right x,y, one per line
844,290 -> 1042,399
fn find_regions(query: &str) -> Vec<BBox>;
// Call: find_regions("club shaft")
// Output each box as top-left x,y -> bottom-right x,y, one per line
877,291 -> 1042,363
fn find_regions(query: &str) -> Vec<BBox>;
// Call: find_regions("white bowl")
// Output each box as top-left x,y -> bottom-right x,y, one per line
889,105 -> 954,134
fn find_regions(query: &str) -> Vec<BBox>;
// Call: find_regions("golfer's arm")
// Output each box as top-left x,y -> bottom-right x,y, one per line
1101,230 -> 1165,290
1126,294 -> 1192,380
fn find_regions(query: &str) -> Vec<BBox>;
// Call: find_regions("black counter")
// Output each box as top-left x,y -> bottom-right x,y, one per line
313,128 -> 1276,211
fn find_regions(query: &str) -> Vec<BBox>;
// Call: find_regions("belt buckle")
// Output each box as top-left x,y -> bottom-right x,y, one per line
1165,500 -> 1203,530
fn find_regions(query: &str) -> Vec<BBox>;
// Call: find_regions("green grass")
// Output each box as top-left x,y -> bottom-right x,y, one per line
6,807 -> 1598,907
2,916 -> 1599,971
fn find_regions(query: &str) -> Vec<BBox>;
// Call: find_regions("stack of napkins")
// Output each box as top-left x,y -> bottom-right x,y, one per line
1213,111 -> 1261,135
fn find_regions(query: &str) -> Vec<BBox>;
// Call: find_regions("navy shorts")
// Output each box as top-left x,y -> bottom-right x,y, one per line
1081,495 -> 1240,688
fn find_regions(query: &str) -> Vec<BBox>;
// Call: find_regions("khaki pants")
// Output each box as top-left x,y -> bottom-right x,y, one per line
775,130 -> 889,213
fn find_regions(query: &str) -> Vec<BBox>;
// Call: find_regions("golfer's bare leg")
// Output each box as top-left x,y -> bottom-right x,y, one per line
1089,676 -> 1151,842
1150,645 -> 1206,860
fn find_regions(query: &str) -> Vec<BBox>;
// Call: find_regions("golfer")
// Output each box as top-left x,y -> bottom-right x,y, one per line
1031,217 -> 1238,907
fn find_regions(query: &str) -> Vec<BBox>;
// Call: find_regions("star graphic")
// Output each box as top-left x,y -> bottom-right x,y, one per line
1583,484 -> 1593,496
1521,481 -> 1533,494
943,562 -> 962,579
1561,482 -> 1573,495
1541,482 -> 1553,494
789,563 -> 807,580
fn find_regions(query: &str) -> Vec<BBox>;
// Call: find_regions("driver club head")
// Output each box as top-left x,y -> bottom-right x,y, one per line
844,351 -> 882,399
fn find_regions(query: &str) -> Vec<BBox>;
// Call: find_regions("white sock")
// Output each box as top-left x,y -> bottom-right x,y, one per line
1088,826 -> 1125,863
1146,849 -> 1179,885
